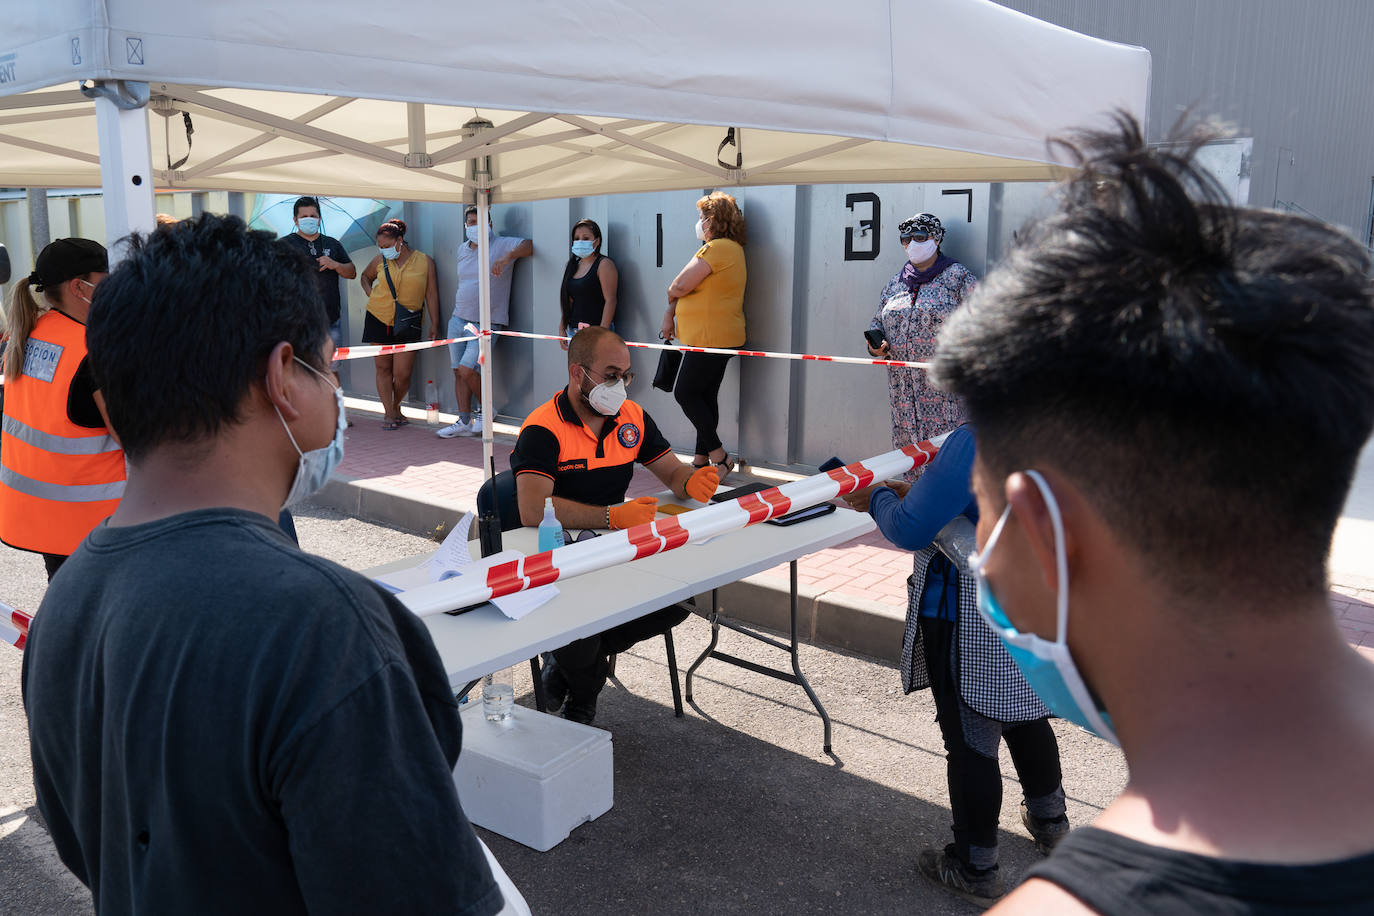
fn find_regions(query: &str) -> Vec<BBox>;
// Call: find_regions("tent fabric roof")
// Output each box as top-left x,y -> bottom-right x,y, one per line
1,0 -> 1150,201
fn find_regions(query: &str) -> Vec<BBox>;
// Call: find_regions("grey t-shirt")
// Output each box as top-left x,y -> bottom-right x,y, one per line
22,508 -> 502,916
454,235 -> 525,325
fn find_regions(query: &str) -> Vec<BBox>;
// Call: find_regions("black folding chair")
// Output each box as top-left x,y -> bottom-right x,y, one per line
476,470 -> 685,717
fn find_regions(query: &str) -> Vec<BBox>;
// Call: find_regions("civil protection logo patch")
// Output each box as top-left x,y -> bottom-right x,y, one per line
617,423 -> 641,448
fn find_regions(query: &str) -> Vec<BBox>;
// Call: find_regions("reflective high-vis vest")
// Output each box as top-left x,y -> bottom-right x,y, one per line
0,310 -> 125,555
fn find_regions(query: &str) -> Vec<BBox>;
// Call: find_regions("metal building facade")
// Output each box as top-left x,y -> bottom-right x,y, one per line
996,0 -> 1374,244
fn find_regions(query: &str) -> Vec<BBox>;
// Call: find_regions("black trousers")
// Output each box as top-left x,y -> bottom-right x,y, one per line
553,604 -> 690,702
673,352 -> 733,456
920,615 -> 1063,862
42,553 -> 67,581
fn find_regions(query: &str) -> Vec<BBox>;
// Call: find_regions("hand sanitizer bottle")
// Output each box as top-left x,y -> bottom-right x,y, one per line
537,497 -> 564,552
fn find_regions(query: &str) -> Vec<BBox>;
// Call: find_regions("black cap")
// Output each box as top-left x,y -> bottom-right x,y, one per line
29,238 -> 108,291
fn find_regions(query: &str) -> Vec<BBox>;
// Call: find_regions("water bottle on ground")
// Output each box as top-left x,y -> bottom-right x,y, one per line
425,379 -> 440,424
482,671 -> 514,724
537,497 -> 564,552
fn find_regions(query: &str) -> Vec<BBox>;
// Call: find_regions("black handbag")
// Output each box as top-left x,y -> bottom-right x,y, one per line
382,258 -> 422,336
652,340 -> 683,392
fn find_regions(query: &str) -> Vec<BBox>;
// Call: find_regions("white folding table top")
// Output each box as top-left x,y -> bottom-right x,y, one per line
366,498 -> 875,687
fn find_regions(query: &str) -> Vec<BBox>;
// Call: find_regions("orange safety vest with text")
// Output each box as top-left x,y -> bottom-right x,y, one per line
0,310 -> 125,555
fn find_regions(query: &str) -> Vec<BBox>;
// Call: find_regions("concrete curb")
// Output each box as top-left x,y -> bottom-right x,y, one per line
314,474 -> 909,667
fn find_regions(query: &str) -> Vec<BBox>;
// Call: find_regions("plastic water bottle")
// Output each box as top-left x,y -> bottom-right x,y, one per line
424,379 -> 440,424
537,497 -> 564,552
933,515 -> 978,574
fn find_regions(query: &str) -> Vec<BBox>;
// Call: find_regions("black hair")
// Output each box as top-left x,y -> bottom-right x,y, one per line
86,213 -> 329,463
559,218 -> 603,330
931,112 -> 1374,603
293,196 -> 320,218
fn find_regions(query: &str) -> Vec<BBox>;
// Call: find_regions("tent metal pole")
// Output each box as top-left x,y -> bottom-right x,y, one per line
88,81 -> 156,262
477,194 -> 494,480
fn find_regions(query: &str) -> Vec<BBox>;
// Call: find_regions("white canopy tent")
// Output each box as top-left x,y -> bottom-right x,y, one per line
1,0 -> 1150,474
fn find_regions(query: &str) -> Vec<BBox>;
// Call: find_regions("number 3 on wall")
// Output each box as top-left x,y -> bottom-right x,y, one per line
844,192 -> 880,261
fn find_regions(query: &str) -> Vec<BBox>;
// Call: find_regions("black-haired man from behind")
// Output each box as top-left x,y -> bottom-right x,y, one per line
931,116 -> 1374,914
21,215 -> 510,916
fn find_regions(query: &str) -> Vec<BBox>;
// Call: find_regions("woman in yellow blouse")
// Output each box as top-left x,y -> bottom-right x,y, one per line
359,219 -> 439,430
660,192 -> 747,477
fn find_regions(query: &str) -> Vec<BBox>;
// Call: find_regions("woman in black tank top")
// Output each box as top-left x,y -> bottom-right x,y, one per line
559,218 -> 619,348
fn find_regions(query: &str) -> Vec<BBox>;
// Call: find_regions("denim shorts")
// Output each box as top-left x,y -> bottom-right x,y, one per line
448,317 -> 506,369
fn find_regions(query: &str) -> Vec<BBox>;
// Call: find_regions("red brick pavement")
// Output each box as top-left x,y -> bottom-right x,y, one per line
335,403 -> 1372,653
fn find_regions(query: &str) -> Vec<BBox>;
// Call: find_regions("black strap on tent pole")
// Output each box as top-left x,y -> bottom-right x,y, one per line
168,112 -> 194,171
717,127 -> 741,170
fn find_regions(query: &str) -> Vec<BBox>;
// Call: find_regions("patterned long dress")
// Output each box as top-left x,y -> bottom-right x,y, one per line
869,261 -> 977,480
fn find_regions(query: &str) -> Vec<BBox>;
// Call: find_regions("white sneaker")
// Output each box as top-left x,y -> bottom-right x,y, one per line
436,420 -> 469,439
468,415 -> 484,435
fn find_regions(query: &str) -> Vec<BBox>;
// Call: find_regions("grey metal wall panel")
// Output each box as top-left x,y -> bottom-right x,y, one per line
997,0 -> 1374,239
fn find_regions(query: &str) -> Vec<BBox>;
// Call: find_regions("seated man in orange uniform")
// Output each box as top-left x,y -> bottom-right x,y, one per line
510,326 -> 718,724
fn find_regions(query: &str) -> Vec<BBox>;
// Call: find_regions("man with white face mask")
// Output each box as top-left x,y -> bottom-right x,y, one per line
438,205 -> 533,438
510,326 -> 719,724
932,117 -> 1374,914
22,215 -> 515,916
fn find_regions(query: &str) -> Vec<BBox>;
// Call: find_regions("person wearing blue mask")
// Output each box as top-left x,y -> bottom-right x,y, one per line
22,214 -> 520,916
556,217 -> 618,348
931,115 -> 1374,914
277,196 -> 356,382
437,206 -> 533,439
843,424 -> 1069,905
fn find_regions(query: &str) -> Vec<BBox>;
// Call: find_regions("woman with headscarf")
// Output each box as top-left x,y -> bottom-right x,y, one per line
867,213 -> 976,479
359,219 -> 439,430
0,238 -> 124,580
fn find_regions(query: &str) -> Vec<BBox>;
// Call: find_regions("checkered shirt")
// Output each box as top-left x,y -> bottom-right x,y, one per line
899,546 -> 1049,723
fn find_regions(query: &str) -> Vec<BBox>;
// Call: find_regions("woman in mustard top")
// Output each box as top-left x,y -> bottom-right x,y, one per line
359,219 -> 439,430
660,192 -> 747,477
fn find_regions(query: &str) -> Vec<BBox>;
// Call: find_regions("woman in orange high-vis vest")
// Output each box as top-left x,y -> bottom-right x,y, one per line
0,238 -> 123,580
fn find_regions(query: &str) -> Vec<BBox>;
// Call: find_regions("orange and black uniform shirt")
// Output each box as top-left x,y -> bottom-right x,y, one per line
510,389 -> 672,507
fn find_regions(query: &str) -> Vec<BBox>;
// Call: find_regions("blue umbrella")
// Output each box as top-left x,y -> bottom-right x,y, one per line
249,194 -> 395,252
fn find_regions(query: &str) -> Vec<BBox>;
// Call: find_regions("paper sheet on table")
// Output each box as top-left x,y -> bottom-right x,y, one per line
428,512 -> 476,582
374,513 -> 557,620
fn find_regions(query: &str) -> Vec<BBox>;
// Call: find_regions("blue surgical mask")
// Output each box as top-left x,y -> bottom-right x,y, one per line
379,245 -> 399,260
297,217 -> 320,235
272,357 -> 346,509
968,470 -> 1120,745
571,239 -> 596,258
465,225 -> 487,245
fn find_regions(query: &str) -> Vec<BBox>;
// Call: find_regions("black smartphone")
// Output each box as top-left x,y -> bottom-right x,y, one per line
819,456 -> 846,472
863,329 -> 886,350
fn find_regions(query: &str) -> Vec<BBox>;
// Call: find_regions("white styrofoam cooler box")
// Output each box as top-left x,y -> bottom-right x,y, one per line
453,703 -> 614,851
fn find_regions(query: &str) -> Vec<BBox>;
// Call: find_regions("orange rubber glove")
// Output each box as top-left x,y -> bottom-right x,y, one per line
685,465 -> 720,503
609,496 -> 659,530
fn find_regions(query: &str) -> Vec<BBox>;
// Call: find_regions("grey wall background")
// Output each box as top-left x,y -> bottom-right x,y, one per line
374,181 -> 1002,473
996,0 -> 1374,246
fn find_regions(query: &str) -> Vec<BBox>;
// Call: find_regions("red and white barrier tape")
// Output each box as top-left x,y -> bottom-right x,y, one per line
332,334 -> 479,361
2,602 -> 29,651
332,327 -> 932,370
398,434 -> 946,618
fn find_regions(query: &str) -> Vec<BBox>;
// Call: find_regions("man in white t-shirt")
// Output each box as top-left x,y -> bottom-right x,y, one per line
437,206 -> 533,438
